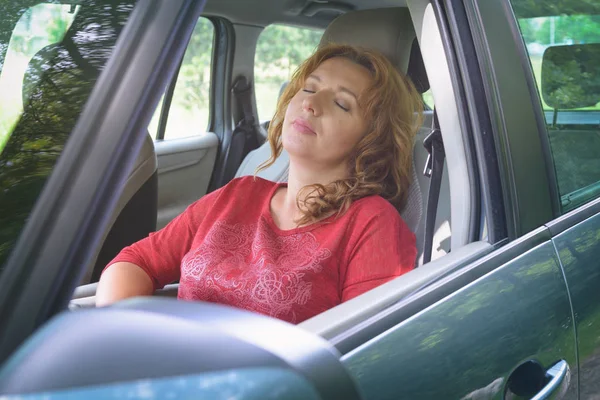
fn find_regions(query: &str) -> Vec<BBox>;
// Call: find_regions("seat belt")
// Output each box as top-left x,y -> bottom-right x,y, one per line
219,76 -> 261,186
233,76 -> 260,155
422,109 -> 445,264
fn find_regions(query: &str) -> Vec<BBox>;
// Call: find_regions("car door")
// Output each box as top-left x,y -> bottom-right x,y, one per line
332,0 -> 579,398
523,7 -> 600,400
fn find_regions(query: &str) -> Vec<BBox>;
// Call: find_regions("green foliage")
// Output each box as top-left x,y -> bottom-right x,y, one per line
518,14 -> 600,45
175,18 -> 214,111
254,25 -> 323,120
511,0 -> 600,18
515,11 -> 600,111
0,1 -> 134,270
255,24 -> 322,82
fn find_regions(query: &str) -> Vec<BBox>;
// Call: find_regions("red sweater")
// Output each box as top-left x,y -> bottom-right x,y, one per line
108,176 -> 416,323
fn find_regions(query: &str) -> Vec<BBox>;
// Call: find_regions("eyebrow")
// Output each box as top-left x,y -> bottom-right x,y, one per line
307,74 -> 358,101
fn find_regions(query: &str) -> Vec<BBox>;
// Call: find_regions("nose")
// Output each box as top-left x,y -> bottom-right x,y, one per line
302,93 -> 322,117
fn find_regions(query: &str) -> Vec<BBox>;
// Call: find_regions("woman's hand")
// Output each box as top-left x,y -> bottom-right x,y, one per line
96,262 -> 154,306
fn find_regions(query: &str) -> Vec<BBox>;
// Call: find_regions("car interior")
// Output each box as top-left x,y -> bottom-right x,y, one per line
65,0 -> 497,339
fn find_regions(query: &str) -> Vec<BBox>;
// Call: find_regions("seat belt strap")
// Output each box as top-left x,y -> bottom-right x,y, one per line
422,109 -> 445,264
232,76 -> 260,154
233,76 -> 254,125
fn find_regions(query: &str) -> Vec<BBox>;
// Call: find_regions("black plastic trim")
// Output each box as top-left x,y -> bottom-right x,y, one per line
0,0 -> 207,364
499,0 -> 561,219
207,17 -> 235,192
444,0 -> 508,244
430,0 -> 481,245
462,0 -> 553,237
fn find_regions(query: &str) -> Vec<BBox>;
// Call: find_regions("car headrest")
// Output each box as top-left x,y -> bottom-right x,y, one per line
319,8 -> 429,93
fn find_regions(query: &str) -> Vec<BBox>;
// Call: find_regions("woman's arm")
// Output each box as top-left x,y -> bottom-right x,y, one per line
96,262 -> 154,306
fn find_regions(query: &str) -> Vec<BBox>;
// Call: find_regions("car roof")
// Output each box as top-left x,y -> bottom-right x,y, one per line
202,0 -> 407,29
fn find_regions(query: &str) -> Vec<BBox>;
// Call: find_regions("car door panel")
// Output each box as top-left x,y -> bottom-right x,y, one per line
341,239 -> 576,400
155,133 -> 218,229
550,204 -> 600,399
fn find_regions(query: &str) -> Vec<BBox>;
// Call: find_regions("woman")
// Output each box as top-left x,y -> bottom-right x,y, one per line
96,44 -> 423,324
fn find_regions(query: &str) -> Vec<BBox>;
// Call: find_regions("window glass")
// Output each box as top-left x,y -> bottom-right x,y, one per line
0,2 -> 135,271
0,4 -> 78,153
254,24 -> 323,122
510,2 -> 600,211
148,17 -> 214,140
422,89 -> 434,110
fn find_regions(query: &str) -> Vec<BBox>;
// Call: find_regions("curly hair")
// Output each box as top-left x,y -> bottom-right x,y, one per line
257,43 -> 423,225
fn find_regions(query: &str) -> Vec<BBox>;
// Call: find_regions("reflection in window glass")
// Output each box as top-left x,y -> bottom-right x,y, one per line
0,4 -> 78,153
254,25 -> 323,122
0,2 -> 135,270
511,3 -> 600,211
149,17 -> 214,140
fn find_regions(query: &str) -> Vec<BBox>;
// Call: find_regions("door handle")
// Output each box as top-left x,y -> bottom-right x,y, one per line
505,360 -> 570,400
531,360 -> 570,400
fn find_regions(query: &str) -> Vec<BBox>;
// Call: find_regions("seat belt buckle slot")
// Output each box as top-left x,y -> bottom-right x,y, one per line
423,128 -> 441,178
423,153 -> 433,177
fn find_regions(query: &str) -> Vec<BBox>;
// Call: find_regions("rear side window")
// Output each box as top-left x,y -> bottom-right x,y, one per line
0,2 -> 135,270
510,2 -> 600,212
148,17 -> 214,140
254,24 -> 323,122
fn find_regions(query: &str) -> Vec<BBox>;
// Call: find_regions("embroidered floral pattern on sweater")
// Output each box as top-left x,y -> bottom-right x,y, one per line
180,220 -> 332,322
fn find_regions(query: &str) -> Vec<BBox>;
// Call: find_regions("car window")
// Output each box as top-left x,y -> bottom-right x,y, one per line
254,24 -> 323,123
422,89 -> 434,110
148,17 -> 214,140
0,1 -> 135,272
510,1 -> 600,212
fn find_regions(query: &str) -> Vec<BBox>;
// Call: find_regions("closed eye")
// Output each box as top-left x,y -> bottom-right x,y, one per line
335,101 -> 349,112
302,89 -> 315,93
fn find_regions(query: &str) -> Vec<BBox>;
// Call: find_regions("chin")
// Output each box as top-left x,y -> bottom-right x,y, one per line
282,128 -> 308,149
282,139 -> 310,158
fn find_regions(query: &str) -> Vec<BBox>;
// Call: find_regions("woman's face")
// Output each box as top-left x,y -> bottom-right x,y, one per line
282,57 -> 373,171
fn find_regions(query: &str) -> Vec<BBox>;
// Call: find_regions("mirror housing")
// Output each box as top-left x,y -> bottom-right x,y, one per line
0,298 -> 363,399
542,43 -> 600,110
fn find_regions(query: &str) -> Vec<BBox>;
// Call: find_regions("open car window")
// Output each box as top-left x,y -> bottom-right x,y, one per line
513,8 -> 600,211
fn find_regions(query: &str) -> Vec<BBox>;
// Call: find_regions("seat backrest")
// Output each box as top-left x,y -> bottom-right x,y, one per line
21,42 -> 158,283
236,8 -> 451,263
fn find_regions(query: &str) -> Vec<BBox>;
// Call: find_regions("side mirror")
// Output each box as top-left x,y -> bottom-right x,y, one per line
0,298 -> 363,400
542,43 -> 600,110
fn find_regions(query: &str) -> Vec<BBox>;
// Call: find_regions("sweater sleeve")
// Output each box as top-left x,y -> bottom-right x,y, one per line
341,204 -> 416,302
104,186 -> 223,290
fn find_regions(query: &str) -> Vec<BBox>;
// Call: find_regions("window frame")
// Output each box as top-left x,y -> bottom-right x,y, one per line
506,8 -> 600,215
154,16 -> 216,141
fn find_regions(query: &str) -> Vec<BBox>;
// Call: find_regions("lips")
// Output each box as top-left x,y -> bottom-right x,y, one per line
291,118 -> 316,135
